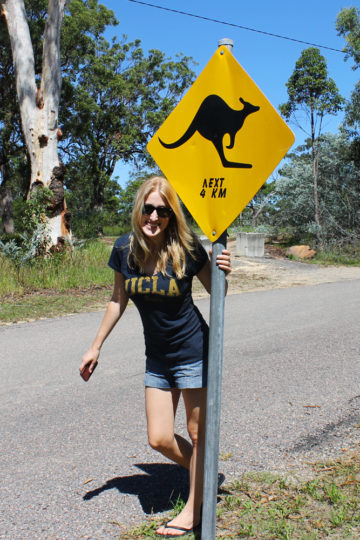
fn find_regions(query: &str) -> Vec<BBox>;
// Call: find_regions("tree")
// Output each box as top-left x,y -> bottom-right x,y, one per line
342,82 -> 360,164
246,180 -> 277,228
274,134 -> 360,244
0,0 -> 117,244
1,0 -> 70,245
336,7 -> 360,164
279,47 -> 343,246
336,7 -> 360,69
60,37 -> 195,221
1,1 -> 194,241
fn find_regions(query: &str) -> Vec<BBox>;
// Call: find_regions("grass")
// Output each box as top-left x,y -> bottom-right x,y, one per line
0,240 -> 114,323
118,447 -> 360,539
0,239 -> 113,295
312,249 -> 360,266
0,286 -> 113,323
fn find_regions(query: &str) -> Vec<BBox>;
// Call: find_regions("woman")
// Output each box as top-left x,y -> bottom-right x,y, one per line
80,176 -> 231,538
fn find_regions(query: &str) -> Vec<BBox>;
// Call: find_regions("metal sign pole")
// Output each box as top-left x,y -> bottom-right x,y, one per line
201,229 -> 227,539
201,37 -> 234,540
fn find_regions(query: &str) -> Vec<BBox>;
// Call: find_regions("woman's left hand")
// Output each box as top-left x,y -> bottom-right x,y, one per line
210,249 -> 232,275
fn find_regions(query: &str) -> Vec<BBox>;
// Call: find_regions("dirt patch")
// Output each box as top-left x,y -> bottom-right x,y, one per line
225,240 -> 360,295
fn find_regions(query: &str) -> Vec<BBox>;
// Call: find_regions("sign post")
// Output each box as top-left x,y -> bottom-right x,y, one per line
147,38 -> 295,539
201,38 -> 232,540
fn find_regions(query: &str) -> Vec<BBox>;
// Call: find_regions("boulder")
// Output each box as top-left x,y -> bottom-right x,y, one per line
287,245 -> 316,259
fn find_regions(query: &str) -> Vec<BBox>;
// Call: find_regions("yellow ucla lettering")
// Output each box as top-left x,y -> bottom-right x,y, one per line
168,278 -> 181,297
129,277 -> 137,294
138,276 -> 150,293
124,278 -> 131,294
152,275 -> 166,295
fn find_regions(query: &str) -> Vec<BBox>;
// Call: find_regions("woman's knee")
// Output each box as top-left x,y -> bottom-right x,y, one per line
187,422 -> 205,447
147,431 -> 174,453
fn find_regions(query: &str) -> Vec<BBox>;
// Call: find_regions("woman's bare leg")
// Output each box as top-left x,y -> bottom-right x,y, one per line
145,387 -> 193,469
156,387 -> 207,536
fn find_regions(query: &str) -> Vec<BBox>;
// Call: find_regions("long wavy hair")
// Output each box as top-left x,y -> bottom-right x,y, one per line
130,176 -> 197,278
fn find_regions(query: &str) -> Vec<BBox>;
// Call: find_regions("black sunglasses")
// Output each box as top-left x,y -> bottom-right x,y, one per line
142,204 -> 173,218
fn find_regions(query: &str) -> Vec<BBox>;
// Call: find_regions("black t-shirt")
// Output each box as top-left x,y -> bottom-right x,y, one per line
108,233 -> 209,365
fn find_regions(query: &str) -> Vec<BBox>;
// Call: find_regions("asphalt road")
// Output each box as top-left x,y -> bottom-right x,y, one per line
1,280 -> 360,539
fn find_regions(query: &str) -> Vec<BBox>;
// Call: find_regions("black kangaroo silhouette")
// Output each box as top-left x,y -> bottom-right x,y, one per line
159,94 -> 260,168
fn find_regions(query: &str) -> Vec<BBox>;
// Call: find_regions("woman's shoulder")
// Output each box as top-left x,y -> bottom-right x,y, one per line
113,232 -> 132,251
189,234 -> 208,258
185,234 -> 209,274
108,233 -> 132,272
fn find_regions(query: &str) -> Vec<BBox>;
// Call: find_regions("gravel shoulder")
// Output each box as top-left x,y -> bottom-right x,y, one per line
224,241 -> 360,295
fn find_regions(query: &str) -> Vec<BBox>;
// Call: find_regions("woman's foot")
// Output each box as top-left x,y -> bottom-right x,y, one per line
155,508 -> 201,538
155,522 -> 199,538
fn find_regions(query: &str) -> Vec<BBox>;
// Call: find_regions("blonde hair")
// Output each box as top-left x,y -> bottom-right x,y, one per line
130,176 -> 196,278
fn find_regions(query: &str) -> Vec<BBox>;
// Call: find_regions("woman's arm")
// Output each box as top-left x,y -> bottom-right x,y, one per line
196,249 -> 232,294
79,271 -> 129,375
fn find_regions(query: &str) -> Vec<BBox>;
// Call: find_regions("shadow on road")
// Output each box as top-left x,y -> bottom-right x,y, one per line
83,463 -> 189,514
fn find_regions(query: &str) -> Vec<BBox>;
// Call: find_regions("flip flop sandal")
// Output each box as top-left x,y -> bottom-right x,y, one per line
155,522 -> 200,538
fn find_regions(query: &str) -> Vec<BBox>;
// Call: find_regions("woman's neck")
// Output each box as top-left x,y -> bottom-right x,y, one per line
147,234 -> 165,253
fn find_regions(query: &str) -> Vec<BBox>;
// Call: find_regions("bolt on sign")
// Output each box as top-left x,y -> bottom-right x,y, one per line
147,46 -> 295,241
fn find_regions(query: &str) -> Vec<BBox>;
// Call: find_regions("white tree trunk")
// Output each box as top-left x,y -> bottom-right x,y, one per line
2,0 -> 70,246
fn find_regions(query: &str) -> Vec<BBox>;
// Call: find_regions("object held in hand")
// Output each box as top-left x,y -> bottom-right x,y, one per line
80,363 -> 96,382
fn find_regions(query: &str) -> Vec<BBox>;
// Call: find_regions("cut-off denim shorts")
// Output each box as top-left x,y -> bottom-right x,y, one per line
145,356 -> 208,389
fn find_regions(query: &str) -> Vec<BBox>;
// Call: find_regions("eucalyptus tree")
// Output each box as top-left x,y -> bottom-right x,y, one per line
2,0 -> 70,245
275,133 -> 360,243
279,47 -> 343,245
0,0 -> 116,243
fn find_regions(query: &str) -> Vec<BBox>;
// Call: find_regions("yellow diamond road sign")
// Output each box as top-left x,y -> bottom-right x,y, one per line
147,46 -> 295,242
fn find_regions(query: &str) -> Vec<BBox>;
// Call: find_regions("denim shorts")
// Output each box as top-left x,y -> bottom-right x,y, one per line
145,357 -> 208,389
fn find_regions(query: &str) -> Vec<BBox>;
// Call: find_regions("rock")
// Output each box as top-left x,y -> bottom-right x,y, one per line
287,245 -> 316,259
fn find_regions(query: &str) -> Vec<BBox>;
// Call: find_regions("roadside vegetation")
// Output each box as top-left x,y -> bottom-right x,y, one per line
119,448 -> 360,538
1,233 -> 360,325
0,239 -> 114,323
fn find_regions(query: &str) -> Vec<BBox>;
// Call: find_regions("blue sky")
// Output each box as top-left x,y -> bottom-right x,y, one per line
103,0 -> 359,184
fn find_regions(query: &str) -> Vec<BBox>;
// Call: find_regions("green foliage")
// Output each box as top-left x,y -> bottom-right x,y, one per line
22,186 -> 52,234
117,176 -> 146,229
0,4 -> 27,232
62,0 -> 118,76
274,133 -> 360,245
336,7 -> 360,164
336,6 -> 360,69
341,82 -> 360,167
60,36 -> 195,217
241,179 -> 277,228
0,238 -> 24,266
0,186 -> 55,265
279,47 -> 344,133
312,243 -> 360,265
